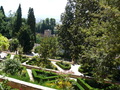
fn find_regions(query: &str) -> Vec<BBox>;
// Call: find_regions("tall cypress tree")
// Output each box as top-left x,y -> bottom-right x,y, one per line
27,7 -> 36,43
0,6 -> 5,18
13,4 -> 22,37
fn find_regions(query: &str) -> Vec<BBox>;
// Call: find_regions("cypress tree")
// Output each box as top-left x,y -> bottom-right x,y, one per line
27,7 -> 36,43
13,4 -> 22,37
0,6 -> 5,18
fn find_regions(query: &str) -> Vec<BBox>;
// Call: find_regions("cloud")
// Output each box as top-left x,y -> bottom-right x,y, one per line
0,0 -> 67,22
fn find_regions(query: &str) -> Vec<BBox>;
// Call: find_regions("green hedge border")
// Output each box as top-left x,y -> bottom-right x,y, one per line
76,78 -> 94,90
32,69 -> 59,83
56,61 -> 71,70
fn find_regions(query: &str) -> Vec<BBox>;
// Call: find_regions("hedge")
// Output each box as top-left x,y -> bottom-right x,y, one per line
77,78 -> 94,90
32,69 -> 59,83
56,61 -> 71,70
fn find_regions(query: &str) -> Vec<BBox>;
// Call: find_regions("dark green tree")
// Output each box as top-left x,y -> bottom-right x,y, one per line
9,38 -> 19,53
50,18 -> 56,34
0,6 -> 5,18
13,4 -> 22,37
27,7 -> 36,42
18,25 -> 34,53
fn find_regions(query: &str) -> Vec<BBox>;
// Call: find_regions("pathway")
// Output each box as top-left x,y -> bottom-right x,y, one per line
51,61 -> 64,72
26,69 -> 34,82
51,61 -> 84,76
10,55 -> 14,59
70,64 -> 83,76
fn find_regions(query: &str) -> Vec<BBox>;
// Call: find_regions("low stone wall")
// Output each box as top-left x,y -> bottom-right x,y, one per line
0,75 -> 56,90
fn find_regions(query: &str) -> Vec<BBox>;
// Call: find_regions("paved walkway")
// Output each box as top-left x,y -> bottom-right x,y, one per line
51,61 -> 83,76
10,55 -> 14,59
0,52 -> 7,59
26,69 -> 34,82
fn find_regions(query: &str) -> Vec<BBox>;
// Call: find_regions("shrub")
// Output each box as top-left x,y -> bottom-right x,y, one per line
6,54 -> 11,59
26,56 -> 57,70
21,56 -> 29,63
56,61 -> 71,70
8,67 -> 30,82
2,59 -> 23,75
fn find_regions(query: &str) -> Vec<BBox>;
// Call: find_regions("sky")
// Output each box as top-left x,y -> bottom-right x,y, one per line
0,0 -> 67,22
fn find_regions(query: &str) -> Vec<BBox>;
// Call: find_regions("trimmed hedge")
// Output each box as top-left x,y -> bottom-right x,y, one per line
32,69 -> 59,83
75,82 -> 85,90
76,78 -> 94,90
56,61 -> 71,70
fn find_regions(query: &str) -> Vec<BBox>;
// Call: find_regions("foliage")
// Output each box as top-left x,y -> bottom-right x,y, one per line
56,61 -> 71,70
8,67 -> 30,82
9,38 -> 19,52
34,45 -> 41,53
76,78 -> 93,90
32,69 -> 58,84
6,53 -> 11,59
27,7 -> 36,42
26,56 -> 57,70
36,18 -> 56,34
84,78 -> 120,90
14,55 -> 29,63
18,25 -> 34,53
0,80 -> 18,90
2,59 -> 23,75
35,33 -> 43,44
78,64 -> 93,76
12,4 -> 22,37
0,34 -> 9,51
38,37 -> 58,59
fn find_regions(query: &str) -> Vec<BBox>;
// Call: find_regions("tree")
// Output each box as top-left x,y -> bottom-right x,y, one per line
38,37 -> 58,63
0,6 -> 5,18
36,18 -> 56,34
59,0 -> 100,64
0,34 -> 9,52
13,4 -> 22,37
18,25 -> 34,53
27,7 -> 36,42
50,18 -> 56,34
79,0 -> 120,81
9,38 -> 19,53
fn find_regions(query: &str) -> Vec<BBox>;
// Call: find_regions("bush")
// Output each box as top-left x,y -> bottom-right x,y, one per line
26,56 -> 39,65
26,56 -> 57,70
8,67 -> 30,82
56,61 -> 71,70
32,69 -> 58,84
2,59 -> 23,75
6,54 -> 11,59
14,55 -> 29,63
21,56 -> 29,63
